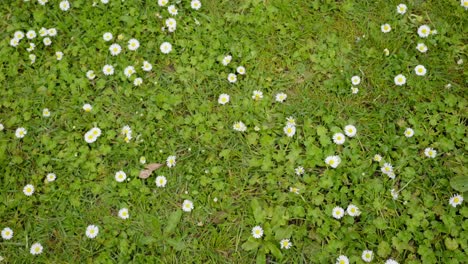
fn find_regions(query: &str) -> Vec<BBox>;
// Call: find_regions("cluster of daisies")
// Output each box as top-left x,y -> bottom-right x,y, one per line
324,125 -> 357,168
251,226 -> 292,250
221,55 -> 246,83
84,127 -> 102,143
336,254 -> 400,264
9,27 -> 62,64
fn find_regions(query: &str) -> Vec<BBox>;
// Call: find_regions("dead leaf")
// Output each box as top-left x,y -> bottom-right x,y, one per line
139,170 -> 152,179
139,163 -> 164,179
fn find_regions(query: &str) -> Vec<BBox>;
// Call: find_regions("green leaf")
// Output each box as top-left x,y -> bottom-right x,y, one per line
251,199 -> 266,223
241,239 -> 260,251
163,210 -> 182,235
265,241 -> 283,259
256,250 -> 266,264
450,176 -> 468,192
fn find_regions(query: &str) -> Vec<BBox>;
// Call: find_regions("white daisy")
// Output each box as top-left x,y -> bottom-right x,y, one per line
109,43 -> 122,56
391,188 -> 399,200
47,28 -> 57,37
90,127 -> 101,137
158,0 -> 168,6
295,166 -> 305,176
394,74 -> 406,86
142,61 -> 152,72
279,239 -> 292,249
424,148 -> 437,158
103,32 -> 113,41
42,108 -> 50,117
134,77 -> 143,86
86,225 -> 99,239
449,194 -> 463,208
325,155 -> 341,168
344,125 -> 357,137
332,133 -> 345,145
56,51 -> 63,60
101,0 -> 109,3
414,65 -> 427,76
237,66 -> 246,75
1,228 -> 13,240
128,39 -> 140,51
43,37 -> 52,46
275,92 -> 287,102
191,0 -> 201,10
140,156 -> 146,164
218,94 -> 230,105
417,25 -> 431,38
155,175 -> 167,187
27,43 -> 36,52
381,163 -> 393,175
86,70 -> 96,80
30,242 -> 43,255
123,66 -> 135,78
289,187 -> 300,194
160,42 -> 172,54
351,75 -> 361,85
332,207 -> 345,219
284,124 -> 296,137
168,5 -> 178,16
118,208 -> 129,219
384,48 -> 390,56
115,171 -> 127,182
251,226 -> 263,239
346,204 -> 361,217
39,27 -> 48,37
29,54 -> 36,64
23,184 -> 34,196
59,0 -> 70,11
121,125 -> 132,135
227,73 -> 237,83
103,64 -> 114,75
26,30 -> 36,39
9,38 -> 19,47
286,116 -> 296,126
84,131 -> 97,143
252,90 -> 263,101
15,127 -> 27,138
416,43 -> 428,53
222,55 -> 232,66
404,128 -> 414,137
381,23 -> 391,33
166,155 -> 176,167
373,154 -> 382,162
396,4 -> 407,14
46,173 -> 56,182
233,121 -> 247,132
385,259 -> 399,264
166,18 -> 176,29
14,31 -> 24,40
351,87 -> 359,94
336,255 -> 349,264
182,200 -> 194,212
0,123 -> 4,131
462,0 -> 468,9
362,250 -> 373,262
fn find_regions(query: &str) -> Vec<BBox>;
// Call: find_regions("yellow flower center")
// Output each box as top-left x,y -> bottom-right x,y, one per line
340,260 -> 345,264
351,208 -> 355,213
35,247 -> 40,252
255,230 -> 260,234
418,68 -> 423,73
422,29 -> 427,34
26,188 -> 31,192
329,160 -> 334,165
454,197 -> 459,203
90,230 -> 94,234
365,253 -> 370,258
398,77 -> 403,83
5,231 -> 10,236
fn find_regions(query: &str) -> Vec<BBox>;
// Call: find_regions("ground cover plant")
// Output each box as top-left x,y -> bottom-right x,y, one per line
0,0 -> 467,263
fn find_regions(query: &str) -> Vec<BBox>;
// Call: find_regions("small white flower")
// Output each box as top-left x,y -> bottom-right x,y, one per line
394,74 -> 406,86
42,108 -> 51,117
56,51 -> 63,60
124,66 -> 135,78
14,31 -> 24,40
351,87 -> 359,94
252,90 -> 263,101
29,54 -> 36,64
418,25 -> 431,38
233,121 -> 247,132
325,155 -> 341,168
385,259 -> 399,264
166,155 -> 176,167
86,225 -> 99,239
26,30 -> 36,39
139,156 -> 146,164
103,64 -> 114,75
128,38 -> 140,51
384,48 -> 390,56
46,173 -> 56,182
27,43 -> 36,52
344,125 -> 357,137
142,61 -> 152,72
39,27 -> 48,37
84,131 -> 97,143
134,77 -> 143,86
0,123 -> 4,131
47,28 -> 57,37
279,239 -> 292,249
404,128 -> 414,137
275,92 -> 287,103
155,175 -> 167,187
251,226 -> 263,239
15,127 -> 27,138
284,124 -> 296,137
118,208 -> 129,219
289,187 -> 300,194
351,76 -> 361,85
23,184 -> 34,196
227,73 -> 237,83
158,0 -> 168,6
86,70 -> 96,80
115,171 -> 127,182
121,125 -> 132,135
346,204 -> 361,217
165,18 -> 176,29
332,206 -> 345,219
30,242 -> 43,255
295,166 -> 304,176
381,24 -> 391,33
449,194 -> 463,208
396,4 -> 407,14
1,228 -> 13,240
191,0 -> 201,10
222,55 -> 232,66
336,255 -> 349,264
103,32 -> 113,41
43,37 -> 52,46
59,0 -> 70,11
414,65 -> 427,76
10,38 -> 19,47
462,0 -> 468,9
362,250 -> 374,262
236,66 -> 246,75
381,163 -> 393,175
160,42 -> 172,54
391,188 -> 399,200
168,5 -> 178,15
109,43 -> 122,56
373,154 -> 382,162
332,133 -> 345,145
424,148 -> 437,158
218,94 -> 230,105
416,43 -> 428,53
182,200 -> 194,212
101,0 -> 109,3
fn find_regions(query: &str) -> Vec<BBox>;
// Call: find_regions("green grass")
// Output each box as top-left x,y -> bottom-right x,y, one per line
0,0 -> 467,263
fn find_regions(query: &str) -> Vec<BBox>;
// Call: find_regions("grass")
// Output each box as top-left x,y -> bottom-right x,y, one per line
0,0 -> 467,263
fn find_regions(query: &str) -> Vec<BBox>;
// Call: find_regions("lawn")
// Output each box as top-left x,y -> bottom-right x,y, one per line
0,0 -> 467,263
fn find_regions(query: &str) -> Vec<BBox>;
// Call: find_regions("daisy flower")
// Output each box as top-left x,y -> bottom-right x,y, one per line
9,38 -> 19,47
39,27 -> 48,37
140,156 -> 146,164
394,74 -> 406,86
251,226 -> 263,239
103,65 -> 114,75
134,77 -> 143,86
233,121 -> 247,132
332,206 -> 345,219
351,75 -> 361,85
417,25 -> 431,38
29,54 -> 36,64
42,108 -> 51,117
168,5 -> 178,15
155,175 -> 167,187
284,124 -> 296,137
59,0 -> 70,11
158,0 -> 168,6
416,43 -> 428,53
381,163 -> 393,174
118,208 -> 129,219
414,65 -> 427,76
391,188 -> 399,200
109,43 -> 122,56
121,125 -> 132,135
295,166 -> 305,176
332,133 -> 345,145
424,148 -> 437,158
27,43 -> 36,52
404,128 -> 414,137
23,184 -> 34,196
325,155 -> 341,168
275,92 -> 287,102
218,94 -> 230,105
14,31 -> 24,40
123,66 -> 135,78
191,0 -> 201,10
449,194 -> 463,207
462,0 -> 468,9
237,66 -> 246,75
160,42 -> 172,54
90,127 -> 101,137
384,48 -> 390,56
15,127 -> 27,138
56,51 -> 63,60
46,173 -> 56,182
83,103 -> 92,112
0,123 -> 3,131
166,18 -> 176,29
26,30 -> 36,39
103,32 -> 113,41
84,131 -> 97,143
43,37 -> 52,46
182,200 -> 194,212
101,0 -> 109,3
142,61 -> 152,72
344,125 -> 357,137
227,73 -> 237,83
47,28 -> 57,37
385,259 -> 399,264
30,243 -> 43,255
280,239 -> 292,249
396,4 -> 407,14
252,90 -> 263,101
351,87 -> 359,94
115,171 -> 127,182
346,204 -> 361,217
222,55 -> 232,66
128,38 -> 140,51
336,255 -> 349,264
362,250 -> 373,262
166,155 -> 176,167
373,154 -> 382,162
381,24 -> 391,33
86,225 -> 99,239
1,228 -> 13,240
289,187 -> 300,194
86,70 -> 96,80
